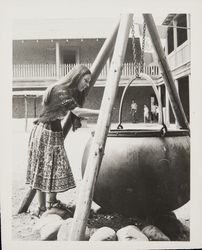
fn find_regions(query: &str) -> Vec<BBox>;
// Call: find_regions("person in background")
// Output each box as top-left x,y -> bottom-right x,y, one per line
26,65 -> 99,217
150,103 -> 156,122
144,104 -> 149,123
155,105 -> 159,122
130,99 -> 138,123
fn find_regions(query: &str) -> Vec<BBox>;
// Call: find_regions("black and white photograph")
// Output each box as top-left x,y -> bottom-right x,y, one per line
1,0 -> 202,249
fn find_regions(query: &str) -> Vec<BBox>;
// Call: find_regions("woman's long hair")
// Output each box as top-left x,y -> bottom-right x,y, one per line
43,64 -> 91,105
42,64 -> 91,131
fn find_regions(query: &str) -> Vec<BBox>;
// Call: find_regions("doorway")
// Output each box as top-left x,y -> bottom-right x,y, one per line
62,50 -> 77,64
178,76 -> 190,122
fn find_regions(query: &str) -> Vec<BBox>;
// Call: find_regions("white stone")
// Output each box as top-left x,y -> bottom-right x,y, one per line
40,220 -> 63,241
42,207 -> 73,220
34,214 -> 62,231
142,225 -> 170,241
57,218 -> 91,241
117,225 -> 149,241
90,202 -> 101,214
57,218 -> 73,241
89,227 -> 117,241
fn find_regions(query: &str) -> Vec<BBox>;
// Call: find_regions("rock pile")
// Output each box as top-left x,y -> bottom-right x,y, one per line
32,204 -> 189,241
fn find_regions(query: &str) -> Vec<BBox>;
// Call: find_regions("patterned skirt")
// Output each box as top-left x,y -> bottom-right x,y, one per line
26,122 -> 76,192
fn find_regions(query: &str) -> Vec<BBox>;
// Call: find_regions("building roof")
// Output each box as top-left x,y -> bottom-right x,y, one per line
13,18 -> 131,40
162,14 -> 177,25
12,17 -> 167,40
139,23 -> 167,39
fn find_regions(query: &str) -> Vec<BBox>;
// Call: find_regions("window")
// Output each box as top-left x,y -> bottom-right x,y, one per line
160,85 -> 166,107
177,14 -> 187,46
167,27 -> 174,54
62,50 -> 76,64
178,76 -> 189,122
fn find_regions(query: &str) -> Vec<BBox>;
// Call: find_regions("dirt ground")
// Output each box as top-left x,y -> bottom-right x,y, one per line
11,119 -> 190,241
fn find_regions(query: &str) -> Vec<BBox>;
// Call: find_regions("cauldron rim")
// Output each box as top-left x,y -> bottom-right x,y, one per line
107,129 -> 189,138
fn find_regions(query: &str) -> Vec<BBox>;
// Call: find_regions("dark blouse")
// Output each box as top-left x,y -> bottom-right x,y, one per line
35,84 -> 80,124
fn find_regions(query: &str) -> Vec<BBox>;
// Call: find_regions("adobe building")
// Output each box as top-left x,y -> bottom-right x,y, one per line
156,14 -> 190,124
12,15 -> 190,126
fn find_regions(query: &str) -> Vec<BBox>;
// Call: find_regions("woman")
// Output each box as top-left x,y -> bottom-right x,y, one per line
130,99 -> 137,123
26,65 -> 99,217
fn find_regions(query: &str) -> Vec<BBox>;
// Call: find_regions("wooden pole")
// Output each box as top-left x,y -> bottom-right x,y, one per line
88,20 -> 120,91
62,19 -> 120,138
24,95 -> 28,132
17,189 -> 36,214
18,19 -> 120,214
34,96 -> 37,118
56,42 -> 60,80
68,14 -> 133,241
143,14 -> 189,130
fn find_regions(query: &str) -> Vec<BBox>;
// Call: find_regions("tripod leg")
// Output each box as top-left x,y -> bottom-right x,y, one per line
18,188 -> 36,214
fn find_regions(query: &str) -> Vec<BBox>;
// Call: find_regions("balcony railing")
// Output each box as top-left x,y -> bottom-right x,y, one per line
13,63 -> 160,80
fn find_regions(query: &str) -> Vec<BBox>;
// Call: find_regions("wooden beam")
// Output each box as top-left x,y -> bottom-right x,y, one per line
62,19 -> 120,138
143,14 -> 189,130
56,42 -> 60,80
68,14 -> 133,241
24,95 -> 28,132
34,96 -> 37,118
17,188 -> 36,214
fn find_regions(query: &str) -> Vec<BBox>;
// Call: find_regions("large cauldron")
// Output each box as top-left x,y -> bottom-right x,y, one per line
82,74 -> 190,217
81,129 -> 190,217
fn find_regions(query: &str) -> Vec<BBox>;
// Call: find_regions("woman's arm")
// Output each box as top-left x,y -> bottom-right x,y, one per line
71,107 -> 99,117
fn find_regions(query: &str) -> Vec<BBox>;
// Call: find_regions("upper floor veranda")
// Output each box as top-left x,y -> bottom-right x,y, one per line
12,15 -> 191,90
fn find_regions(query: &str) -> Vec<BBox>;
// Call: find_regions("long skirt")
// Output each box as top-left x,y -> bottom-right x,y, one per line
26,122 -> 76,192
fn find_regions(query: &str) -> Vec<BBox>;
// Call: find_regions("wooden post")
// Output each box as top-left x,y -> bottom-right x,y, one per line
24,95 -> 28,132
18,19 -> 120,214
175,79 -> 179,126
56,41 -> 60,79
68,14 -> 133,241
143,14 -> 189,130
17,188 -> 36,214
165,88 -> 170,126
173,19 -> 178,70
62,19 -> 120,137
34,96 -> 37,118
187,14 -> 191,44
158,85 -> 162,123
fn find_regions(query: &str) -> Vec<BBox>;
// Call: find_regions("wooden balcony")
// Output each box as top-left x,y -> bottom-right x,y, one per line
13,63 -> 160,82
